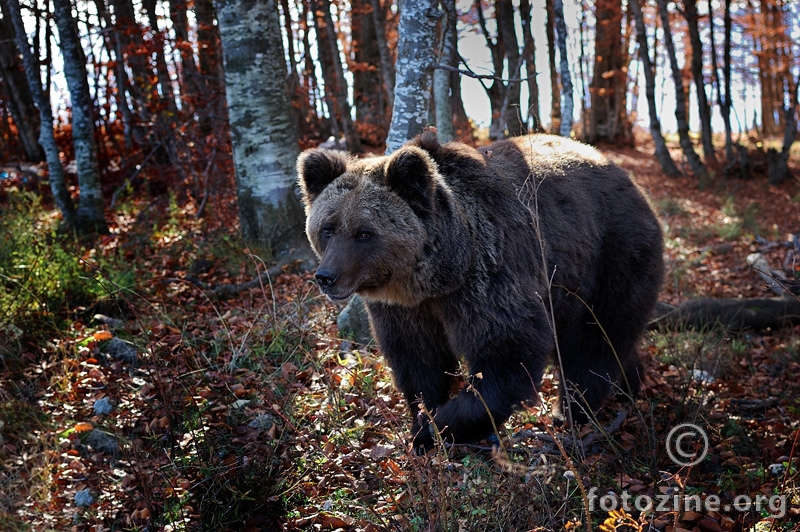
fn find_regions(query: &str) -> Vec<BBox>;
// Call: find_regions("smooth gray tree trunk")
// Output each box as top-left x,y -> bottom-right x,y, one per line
553,0 -> 573,137
385,0 -> 440,153
630,0 -> 680,177
53,0 -> 108,234
214,0 -> 306,256
4,0 -> 76,228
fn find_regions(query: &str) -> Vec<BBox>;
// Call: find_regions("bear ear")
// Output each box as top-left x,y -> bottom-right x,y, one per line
297,149 -> 349,206
385,146 -> 437,216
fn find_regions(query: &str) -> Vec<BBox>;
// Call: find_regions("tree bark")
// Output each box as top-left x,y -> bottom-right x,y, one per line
352,0 -> 388,146
474,0 -> 505,140
630,0 -> 680,176
709,0 -> 733,164
433,0 -> 456,142
553,0 -> 573,137
214,0 -> 306,256
545,0 -> 561,134
143,0 -> 178,116
3,0 -> 75,228
588,0 -> 632,144
655,0 -> 708,181
313,0 -> 361,153
495,0 -> 523,137
0,11 -> 43,161
168,0 -> 204,106
52,0 -> 108,234
370,0 -> 395,113
683,0 -> 715,163
195,0 -> 224,134
519,0 -> 541,132
385,0 -> 440,153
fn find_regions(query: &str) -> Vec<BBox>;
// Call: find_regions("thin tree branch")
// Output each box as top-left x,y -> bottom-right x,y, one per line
432,62 -> 539,83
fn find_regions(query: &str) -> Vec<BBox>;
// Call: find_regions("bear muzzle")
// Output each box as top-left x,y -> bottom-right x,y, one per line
314,268 -> 355,301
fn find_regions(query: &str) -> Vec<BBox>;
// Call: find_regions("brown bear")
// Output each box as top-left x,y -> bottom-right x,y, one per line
296,133 -> 664,451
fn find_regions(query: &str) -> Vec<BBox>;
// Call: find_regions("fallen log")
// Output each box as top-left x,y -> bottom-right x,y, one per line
649,297 -> 800,331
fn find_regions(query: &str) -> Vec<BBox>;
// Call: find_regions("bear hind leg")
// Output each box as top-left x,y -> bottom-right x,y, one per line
556,313 -> 642,423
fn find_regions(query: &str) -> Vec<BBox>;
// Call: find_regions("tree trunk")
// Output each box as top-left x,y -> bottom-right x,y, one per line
630,0 -> 680,176
588,0 -> 629,144
52,0 -> 108,234
0,11 -> 43,161
214,0 -> 306,256
655,0 -> 708,181
709,0 -> 733,163
92,0 -> 134,148
496,0 -> 523,137
683,0 -> 715,163
195,0 -> 224,134
474,0 -> 505,141
352,0 -> 388,146
143,0 -> 178,116
433,0 -> 456,142
545,0 -> 561,134
3,0 -> 75,228
370,0 -> 395,114
553,0 -> 573,137
168,0 -> 204,106
279,0 -> 310,139
519,0 -> 541,132
385,0 -> 440,153
313,0 -> 361,153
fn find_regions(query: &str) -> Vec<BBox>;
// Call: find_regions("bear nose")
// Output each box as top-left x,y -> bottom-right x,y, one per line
315,269 -> 339,288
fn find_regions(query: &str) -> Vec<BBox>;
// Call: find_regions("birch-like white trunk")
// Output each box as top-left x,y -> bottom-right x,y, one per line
214,0 -> 305,254
553,0 -> 574,137
53,0 -> 108,234
385,0 -> 440,153
4,0 -> 76,228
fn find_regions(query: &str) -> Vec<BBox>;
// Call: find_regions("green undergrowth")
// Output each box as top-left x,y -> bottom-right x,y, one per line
0,193 -> 134,347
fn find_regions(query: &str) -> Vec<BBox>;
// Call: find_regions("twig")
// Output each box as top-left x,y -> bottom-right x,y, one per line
512,408 -> 629,452
195,148 -> 217,219
431,62 -> 539,83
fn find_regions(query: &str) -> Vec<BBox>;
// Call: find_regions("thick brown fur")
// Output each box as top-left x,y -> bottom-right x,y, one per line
297,133 -> 664,451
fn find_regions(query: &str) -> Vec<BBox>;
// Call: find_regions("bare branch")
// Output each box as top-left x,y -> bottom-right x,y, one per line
432,62 -> 539,83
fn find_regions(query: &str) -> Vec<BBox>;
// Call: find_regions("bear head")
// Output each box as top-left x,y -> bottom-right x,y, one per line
296,144 -> 448,305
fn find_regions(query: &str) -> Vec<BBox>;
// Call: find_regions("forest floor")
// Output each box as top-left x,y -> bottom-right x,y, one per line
1,138 -> 799,532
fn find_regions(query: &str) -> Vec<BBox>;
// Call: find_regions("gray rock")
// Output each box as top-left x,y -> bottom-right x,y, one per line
248,414 -> 276,431
84,429 -> 119,457
100,337 -> 137,364
336,294 -> 373,345
74,489 -> 94,507
93,397 -> 114,416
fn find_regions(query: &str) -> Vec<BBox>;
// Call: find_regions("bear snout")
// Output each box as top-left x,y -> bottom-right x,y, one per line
314,268 -> 339,289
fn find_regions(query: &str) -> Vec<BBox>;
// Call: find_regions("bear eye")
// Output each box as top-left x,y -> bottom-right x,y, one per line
357,231 -> 372,241
321,227 -> 333,238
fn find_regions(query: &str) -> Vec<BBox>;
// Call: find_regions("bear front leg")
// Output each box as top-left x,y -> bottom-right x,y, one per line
365,302 -> 460,451
431,336 -> 548,445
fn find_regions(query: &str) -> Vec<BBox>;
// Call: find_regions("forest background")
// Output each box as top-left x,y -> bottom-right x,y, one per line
0,0 -> 799,530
